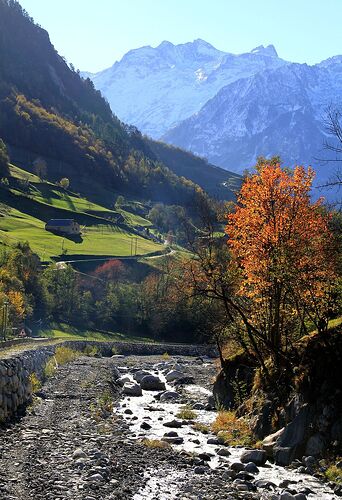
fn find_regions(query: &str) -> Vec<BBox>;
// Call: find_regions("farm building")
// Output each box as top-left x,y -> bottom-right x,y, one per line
45,219 -> 80,235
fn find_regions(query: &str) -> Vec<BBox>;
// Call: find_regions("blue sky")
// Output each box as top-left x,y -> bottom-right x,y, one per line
20,0 -> 342,72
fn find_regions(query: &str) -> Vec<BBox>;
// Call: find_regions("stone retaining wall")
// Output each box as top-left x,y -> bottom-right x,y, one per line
0,340 -> 218,423
0,345 -> 55,423
62,340 -> 218,358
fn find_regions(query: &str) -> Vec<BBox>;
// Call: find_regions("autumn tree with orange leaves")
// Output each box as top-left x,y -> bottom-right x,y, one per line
226,163 -> 338,364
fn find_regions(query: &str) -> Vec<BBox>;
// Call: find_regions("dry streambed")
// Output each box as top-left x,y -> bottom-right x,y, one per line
0,353 -> 338,500
115,355 -> 338,500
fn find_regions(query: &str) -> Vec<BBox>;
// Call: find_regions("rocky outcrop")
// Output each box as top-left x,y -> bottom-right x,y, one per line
213,352 -> 255,409
214,330 -> 342,465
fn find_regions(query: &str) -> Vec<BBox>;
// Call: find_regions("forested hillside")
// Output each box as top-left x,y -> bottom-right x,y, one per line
0,0 -> 230,207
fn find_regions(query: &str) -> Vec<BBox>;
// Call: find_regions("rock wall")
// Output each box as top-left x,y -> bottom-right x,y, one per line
62,340 -> 218,358
0,345 -> 55,423
0,340 -> 218,423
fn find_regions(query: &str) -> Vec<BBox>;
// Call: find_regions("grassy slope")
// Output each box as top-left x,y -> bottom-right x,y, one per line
0,164 -> 161,260
39,323 -> 157,343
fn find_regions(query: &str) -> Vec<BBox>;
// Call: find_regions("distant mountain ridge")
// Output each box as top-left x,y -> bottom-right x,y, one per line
82,40 -> 286,138
84,40 -> 342,188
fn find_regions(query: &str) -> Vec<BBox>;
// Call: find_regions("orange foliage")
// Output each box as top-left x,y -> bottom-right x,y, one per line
7,291 -> 25,318
226,163 -> 337,352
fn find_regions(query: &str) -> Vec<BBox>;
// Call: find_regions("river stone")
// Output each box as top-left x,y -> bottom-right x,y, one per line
140,375 -> 165,391
123,382 -> 142,397
159,391 -> 180,402
165,370 -> 185,382
162,436 -> 184,444
73,448 -> 87,459
244,462 -> 259,473
163,419 -> 183,428
164,431 -> 178,437
193,403 -> 206,410
207,437 -> 220,445
254,479 -> 276,490
230,462 -> 245,472
274,406 -> 313,465
140,422 -> 151,430
294,495 -> 307,500
133,370 -> 152,383
194,466 -> 207,474
236,471 -> 255,481
262,427 -> 285,458
303,455 -> 316,468
280,493 -> 296,500
216,447 -> 231,457
240,449 -> 267,466
233,479 -> 255,492
87,473 -> 104,482
117,375 -> 132,387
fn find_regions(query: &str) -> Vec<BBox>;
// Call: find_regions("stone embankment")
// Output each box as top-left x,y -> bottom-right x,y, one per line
0,340 -> 217,424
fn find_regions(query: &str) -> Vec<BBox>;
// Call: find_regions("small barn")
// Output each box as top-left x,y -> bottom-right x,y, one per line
45,219 -> 80,235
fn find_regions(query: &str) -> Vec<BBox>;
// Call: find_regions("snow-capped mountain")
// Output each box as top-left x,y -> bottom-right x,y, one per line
163,62 -> 341,179
84,40 -> 341,192
83,39 -> 286,138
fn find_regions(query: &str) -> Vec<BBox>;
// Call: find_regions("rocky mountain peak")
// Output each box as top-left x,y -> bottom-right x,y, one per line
250,44 -> 278,57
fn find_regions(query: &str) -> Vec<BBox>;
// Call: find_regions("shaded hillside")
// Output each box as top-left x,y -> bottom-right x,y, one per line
145,138 -> 241,200
0,0 -> 210,207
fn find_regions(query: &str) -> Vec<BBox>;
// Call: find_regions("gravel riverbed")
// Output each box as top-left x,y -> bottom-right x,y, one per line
0,354 -> 338,499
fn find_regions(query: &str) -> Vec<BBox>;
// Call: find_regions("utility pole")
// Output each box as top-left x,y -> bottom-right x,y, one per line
2,300 -> 9,341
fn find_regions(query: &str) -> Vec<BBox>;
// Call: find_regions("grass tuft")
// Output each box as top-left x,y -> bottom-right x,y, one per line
176,405 -> 197,420
325,464 -> 342,484
141,439 -> 171,449
28,372 -> 41,393
192,422 -> 210,434
44,346 -> 81,378
211,411 -> 254,447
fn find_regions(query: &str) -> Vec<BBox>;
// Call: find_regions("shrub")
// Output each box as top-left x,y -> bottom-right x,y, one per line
29,372 -> 41,393
211,411 -> 254,447
44,346 -> 80,378
112,346 -> 119,355
162,352 -> 170,360
54,346 -> 81,365
90,390 -> 113,421
325,464 -> 342,484
44,357 -> 57,378
84,345 -> 99,357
